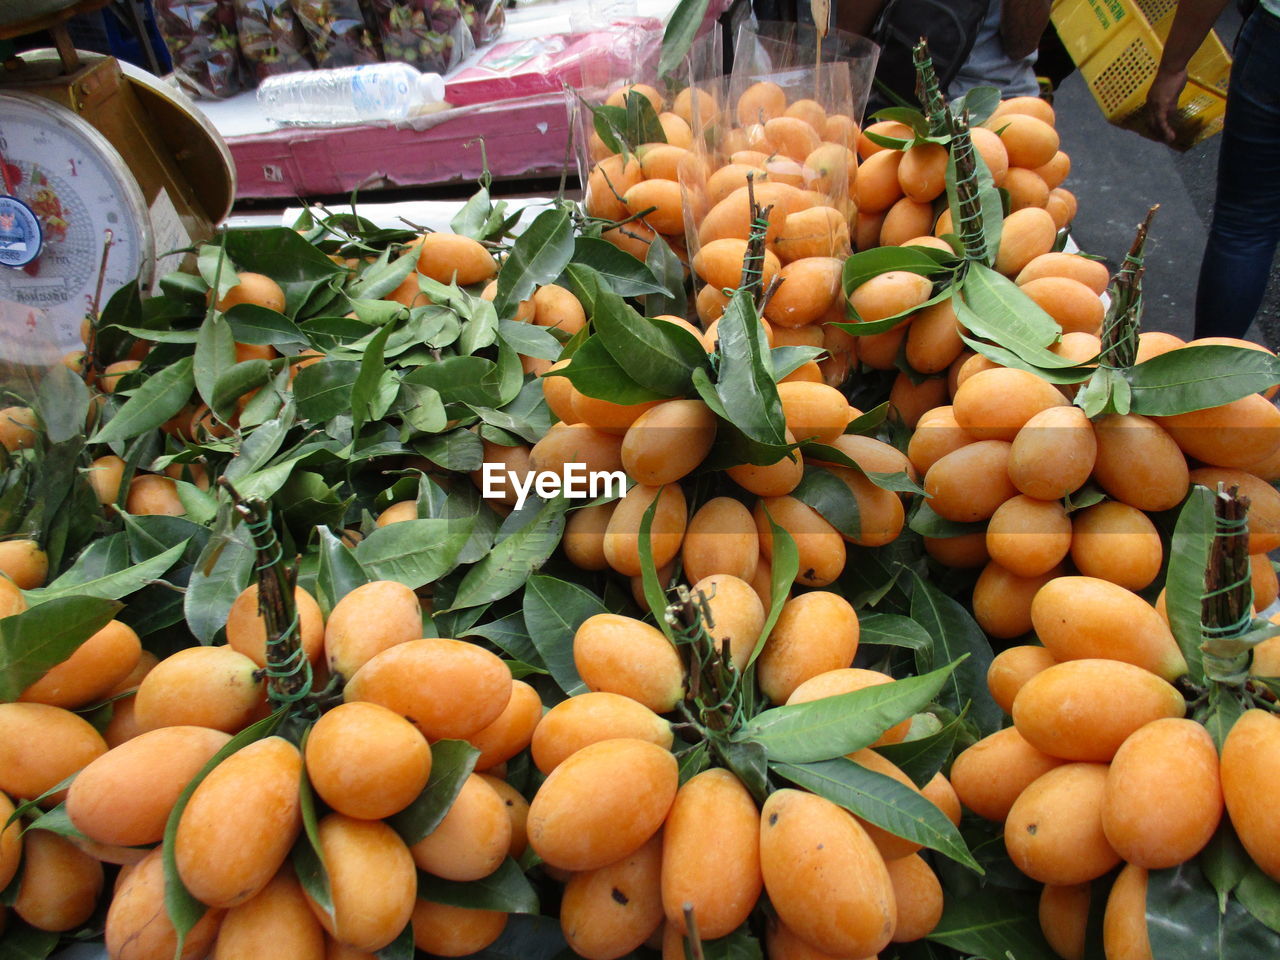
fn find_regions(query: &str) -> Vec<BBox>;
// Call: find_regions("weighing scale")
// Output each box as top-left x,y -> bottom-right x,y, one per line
0,0 -> 235,366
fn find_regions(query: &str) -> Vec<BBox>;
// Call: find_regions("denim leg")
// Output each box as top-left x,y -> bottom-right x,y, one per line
1193,10 -> 1280,339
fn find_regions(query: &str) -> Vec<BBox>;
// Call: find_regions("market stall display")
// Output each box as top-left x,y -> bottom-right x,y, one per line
1,21 -> 1279,960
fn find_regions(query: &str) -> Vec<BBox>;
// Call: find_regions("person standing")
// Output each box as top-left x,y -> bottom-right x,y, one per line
836,0 -> 1051,107
1147,0 -> 1280,338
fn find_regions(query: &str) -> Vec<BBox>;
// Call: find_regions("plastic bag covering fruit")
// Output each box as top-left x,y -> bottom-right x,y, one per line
368,0 -> 477,75
154,0 -> 245,99
460,0 -> 504,46
290,0 -> 382,68
236,0 -> 315,82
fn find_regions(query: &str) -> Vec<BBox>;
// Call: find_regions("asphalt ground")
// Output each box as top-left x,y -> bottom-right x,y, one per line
1050,5 -> 1280,348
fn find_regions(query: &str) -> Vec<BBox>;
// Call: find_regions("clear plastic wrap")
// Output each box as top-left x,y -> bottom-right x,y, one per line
291,0 -> 381,68
367,0 -> 476,75
235,0 -> 314,82
568,22 -> 722,271
460,0 -> 505,46
154,0 -> 246,100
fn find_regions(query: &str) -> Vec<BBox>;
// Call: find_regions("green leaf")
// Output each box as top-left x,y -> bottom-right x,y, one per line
353,518 -> 474,590
416,429 -> 484,472
459,913 -> 568,960
451,185 -> 494,240
1126,345 -> 1280,416
591,282 -> 706,398
402,354 -> 508,408
909,500 -> 986,538
91,355 -> 194,445
957,265 -> 1078,370
1147,860 -> 1280,958
790,465 -> 861,539
645,232 -> 689,319
419,857 -> 540,913
315,526 -> 369,617
448,496 -> 570,610
194,312 -> 237,413
1202,683 -> 1246,751
293,360 -> 360,423
25,540 -> 186,604
571,238 -> 667,296
389,740 -> 481,844
163,710 -> 286,956
719,738 -> 769,804
498,319 -> 562,362
737,659 -> 961,763
747,510 -> 799,670
956,85 -> 1002,124
636,487 -> 676,645
659,0 -> 711,77
625,90 -> 667,148
908,570 -> 1002,735
350,319 -> 397,439
716,291 -> 788,449
292,739 -> 333,920
375,924 -> 415,960
555,335 -> 668,405
34,363 -> 90,446
845,401 -> 891,436
0,925 -> 59,960
23,802 -> 88,839
1237,864 -> 1280,934
858,612 -> 934,653
347,249 -> 417,301
875,709 -> 967,786
677,742 -> 710,784
184,522 -> 255,644
928,889 -> 1058,959
772,756 -> 980,871
958,328 -> 1095,383
1166,486 -> 1212,686
223,227 -> 346,318
521,575 -> 598,695
0,596 -> 121,701
494,208 -> 574,322
841,246 -> 955,319
872,106 -> 931,136
198,240 -> 238,302
1202,820 -> 1250,910
770,345 -> 825,381
224,303 -> 310,351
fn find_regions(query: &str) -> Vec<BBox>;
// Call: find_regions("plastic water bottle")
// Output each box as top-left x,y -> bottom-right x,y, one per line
257,63 -> 447,125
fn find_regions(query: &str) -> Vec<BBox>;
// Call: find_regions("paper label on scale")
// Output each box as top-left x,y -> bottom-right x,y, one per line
149,187 -> 191,286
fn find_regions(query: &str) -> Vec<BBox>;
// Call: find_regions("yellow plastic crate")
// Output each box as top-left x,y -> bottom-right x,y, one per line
1050,0 -> 1232,149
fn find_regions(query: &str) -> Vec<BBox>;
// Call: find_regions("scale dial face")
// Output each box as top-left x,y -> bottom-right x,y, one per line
0,92 -> 153,361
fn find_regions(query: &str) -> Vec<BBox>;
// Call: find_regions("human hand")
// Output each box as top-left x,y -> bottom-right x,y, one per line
1146,66 -> 1188,144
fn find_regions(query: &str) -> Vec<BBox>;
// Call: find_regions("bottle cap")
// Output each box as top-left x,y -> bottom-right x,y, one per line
418,73 -> 446,104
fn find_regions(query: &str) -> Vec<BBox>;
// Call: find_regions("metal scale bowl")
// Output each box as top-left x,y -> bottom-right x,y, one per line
0,0 -> 234,370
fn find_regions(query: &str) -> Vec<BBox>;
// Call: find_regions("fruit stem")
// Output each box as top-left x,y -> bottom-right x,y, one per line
1099,205 -> 1158,369
1203,484 -> 1253,639
668,584 -> 744,737
218,477 -> 313,708
945,110 -> 989,265
682,905 -> 707,960
1200,484 -> 1255,686
912,39 -> 947,134
740,174 -> 775,309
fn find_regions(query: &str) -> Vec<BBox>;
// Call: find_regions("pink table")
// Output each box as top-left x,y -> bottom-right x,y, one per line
206,4 -> 728,200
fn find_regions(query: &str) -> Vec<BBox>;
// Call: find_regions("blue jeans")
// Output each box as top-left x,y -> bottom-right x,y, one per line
1194,7 -> 1280,339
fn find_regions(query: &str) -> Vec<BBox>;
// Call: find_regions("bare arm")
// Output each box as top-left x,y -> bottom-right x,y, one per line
1000,0 -> 1052,60
834,0 -> 887,38
1145,0 -> 1232,142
